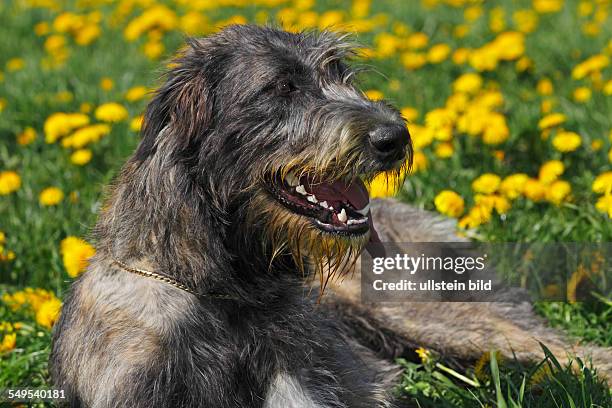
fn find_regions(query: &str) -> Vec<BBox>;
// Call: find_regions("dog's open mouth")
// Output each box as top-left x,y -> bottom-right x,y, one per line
269,172 -> 373,237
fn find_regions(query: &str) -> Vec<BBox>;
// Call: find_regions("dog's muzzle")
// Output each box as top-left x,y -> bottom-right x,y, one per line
269,173 -> 373,237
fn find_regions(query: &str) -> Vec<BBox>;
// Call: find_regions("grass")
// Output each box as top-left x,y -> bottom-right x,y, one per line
396,345 -> 612,407
0,0 -> 611,406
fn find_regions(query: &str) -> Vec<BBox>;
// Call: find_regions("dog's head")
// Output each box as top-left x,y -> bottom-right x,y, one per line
136,25 -> 411,278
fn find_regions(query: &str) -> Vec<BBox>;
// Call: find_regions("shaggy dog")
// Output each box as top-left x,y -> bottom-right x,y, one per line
51,25 -> 411,407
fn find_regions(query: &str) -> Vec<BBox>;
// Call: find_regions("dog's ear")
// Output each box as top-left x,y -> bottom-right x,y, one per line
135,40 -> 213,161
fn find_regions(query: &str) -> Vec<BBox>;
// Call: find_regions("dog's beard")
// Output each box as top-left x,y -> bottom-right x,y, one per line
247,190 -> 369,295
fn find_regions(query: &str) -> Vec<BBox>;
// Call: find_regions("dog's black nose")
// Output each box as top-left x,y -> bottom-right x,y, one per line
368,125 -> 409,162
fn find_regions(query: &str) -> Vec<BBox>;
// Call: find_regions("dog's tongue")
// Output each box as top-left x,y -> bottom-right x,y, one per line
307,179 -> 382,256
308,179 -> 369,210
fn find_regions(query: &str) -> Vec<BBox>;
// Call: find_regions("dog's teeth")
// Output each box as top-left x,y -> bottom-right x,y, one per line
307,194 -> 317,203
295,185 -> 307,195
285,172 -> 299,187
355,203 -> 371,216
338,208 -> 347,223
319,201 -> 329,209
348,218 -> 367,225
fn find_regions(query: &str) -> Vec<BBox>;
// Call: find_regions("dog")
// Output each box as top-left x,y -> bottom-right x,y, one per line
50,25 -> 413,407
50,24 -> 612,408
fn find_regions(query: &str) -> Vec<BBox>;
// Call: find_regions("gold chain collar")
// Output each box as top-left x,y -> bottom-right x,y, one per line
112,258 -> 238,301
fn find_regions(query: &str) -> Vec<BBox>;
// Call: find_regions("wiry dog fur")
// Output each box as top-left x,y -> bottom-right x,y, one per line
50,25 -> 612,408
51,25 -> 411,407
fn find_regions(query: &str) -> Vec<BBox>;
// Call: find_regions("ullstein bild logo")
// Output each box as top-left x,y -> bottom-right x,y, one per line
360,243 -> 611,303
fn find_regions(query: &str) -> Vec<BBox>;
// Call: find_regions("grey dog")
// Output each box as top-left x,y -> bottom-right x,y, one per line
50,25 -> 412,407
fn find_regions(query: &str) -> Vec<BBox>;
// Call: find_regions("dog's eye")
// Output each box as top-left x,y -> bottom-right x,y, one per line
276,80 -> 295,96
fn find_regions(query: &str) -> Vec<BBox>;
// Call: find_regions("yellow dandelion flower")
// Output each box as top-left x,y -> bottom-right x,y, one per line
538,113 -> 566,130
515,56 -> 533,72
533,0 -> 564,14
539,160 -> 565,184
44,34 -> 66,54
452,48 -> 470,65
401,52 -> 427,70
425,108 -> 456,140
475,194 -> 511,214
427,43 -> 451,64
500,173 -> 529,199
513,9 -> 538,33
472,173 -> 501,194
453,24 -> 469,39
412,151 -> 428,172
70,149 -> 92,166
469,45 -> 499,71
458,204 -> 493,228
541,99 -> 554,113
592,171 -> 612,194
489,7 -> 506,33
95,102 -> 128,123
434,190 -> 465,218
16,127 -> 37,145
464,5 -> 483,22
39,187 -> 64,206
318,10 -> 344,30
409,125 -> 434,150
445,93 -> 469,114
34,22 -> 50,36
36,298 -> 62,329
603,80 -> 612,95
125,86 -> 149,102
100,77 -> 114,91
578,1 -> 594,16
415,347 -> 431,364
482,113 -> 509,145
364,89 -> 384,101
123,5 -> 178,41
407,32 -> 428,49
591,139 -> 603,151
0,171 -> 21,195
453,73 -> 482,94
0,333 -> 16,352
524,178 -> 547,201
6,58 -> 25,72
373,33 -> 399,58
552,131 -> 582,152
62,124 -> 111,149
80,102 -> 92,113
130,115 -> 144,132
44,112 -> 90,144
143,40 -> 164,60
435,142 -> 454,158
537,78 -> 554,95
595,194 -> 612,217
60,236 -> 96,278
180,11 -> 209,36
400,107 -> 418,122
572,87 -> 591,103
572,54 -> 609,80
75,23 -> 101,46
546,180 -> 571,205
